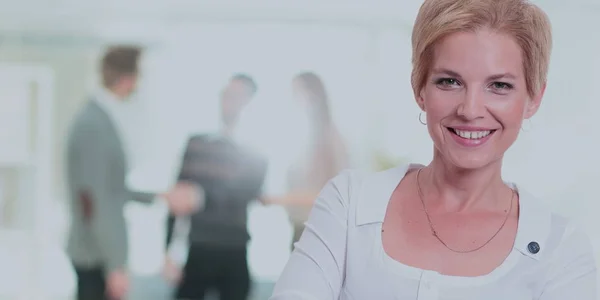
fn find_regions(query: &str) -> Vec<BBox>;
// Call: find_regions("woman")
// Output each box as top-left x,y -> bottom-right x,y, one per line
270,0 -> 597,299
263,72 -> 349,248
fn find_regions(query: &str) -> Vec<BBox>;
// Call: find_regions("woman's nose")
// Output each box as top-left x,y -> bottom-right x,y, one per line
456,88 -> 485,120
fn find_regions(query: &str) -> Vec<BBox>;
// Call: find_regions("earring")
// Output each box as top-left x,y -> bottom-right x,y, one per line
418,112 -> 427,125
521,119 -> 532,132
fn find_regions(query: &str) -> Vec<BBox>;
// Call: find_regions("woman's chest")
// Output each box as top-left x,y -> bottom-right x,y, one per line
382,191 -> 519,277
341,262 -> 540,300
382,219 -> 519,277
341,276 -> 537,300
341,226 -> 544,300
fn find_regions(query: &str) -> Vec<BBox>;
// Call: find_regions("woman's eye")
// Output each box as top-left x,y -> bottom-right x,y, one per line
435,78 -> 460,86
491,82 -> 513,90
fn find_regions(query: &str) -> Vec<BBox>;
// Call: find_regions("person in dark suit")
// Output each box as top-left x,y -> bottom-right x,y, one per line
66,46 -> 200,300
164,74 -> 268,300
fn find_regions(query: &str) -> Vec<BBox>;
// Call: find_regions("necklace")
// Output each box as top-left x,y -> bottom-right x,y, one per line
415,168 -> 514,253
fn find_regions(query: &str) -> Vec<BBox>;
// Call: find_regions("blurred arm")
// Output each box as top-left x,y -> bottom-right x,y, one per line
74,127 -> 128,273
227,153 -> 269,203
128,190 -> 156,203
261,191 -> 320,206
165,214 -> 176,249
265,130 -> 349,207
166,136 -> 197,249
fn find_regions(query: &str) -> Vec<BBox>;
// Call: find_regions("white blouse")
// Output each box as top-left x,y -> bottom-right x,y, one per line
270,164 -> 597,300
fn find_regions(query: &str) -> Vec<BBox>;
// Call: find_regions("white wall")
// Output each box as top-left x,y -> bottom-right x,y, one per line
139,22 -> 376,182
0,0 -> 420,29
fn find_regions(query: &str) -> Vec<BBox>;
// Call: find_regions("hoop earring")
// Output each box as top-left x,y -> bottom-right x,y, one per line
418,112 -> 427,125
521,119 -> 532,132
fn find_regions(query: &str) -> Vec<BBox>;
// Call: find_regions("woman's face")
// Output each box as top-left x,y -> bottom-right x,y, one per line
417,28 -> 545,170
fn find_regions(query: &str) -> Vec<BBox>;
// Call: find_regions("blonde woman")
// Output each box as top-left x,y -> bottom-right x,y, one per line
270,0 -> 597,299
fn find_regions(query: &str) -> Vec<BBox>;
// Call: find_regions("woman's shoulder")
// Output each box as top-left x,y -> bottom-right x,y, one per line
321,164 -> 412,224
515,186 -> 595,267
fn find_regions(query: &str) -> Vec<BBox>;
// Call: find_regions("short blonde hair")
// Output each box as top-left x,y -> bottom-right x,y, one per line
411,0 -> 552,97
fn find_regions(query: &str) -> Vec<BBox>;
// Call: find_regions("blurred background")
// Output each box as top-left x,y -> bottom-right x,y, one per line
0,0 -> 600,299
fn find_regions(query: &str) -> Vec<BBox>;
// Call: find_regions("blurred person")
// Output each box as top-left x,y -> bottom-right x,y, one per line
262,72 -> 349,249
164,74 -> 268,300
270,0 -> 597,299
66,46 -> 200,300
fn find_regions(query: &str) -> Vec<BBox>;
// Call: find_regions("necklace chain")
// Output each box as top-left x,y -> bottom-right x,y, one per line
415,168 -> 514,254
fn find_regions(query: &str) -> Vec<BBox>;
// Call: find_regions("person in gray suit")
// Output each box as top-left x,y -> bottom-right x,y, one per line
66,46 -> 199,300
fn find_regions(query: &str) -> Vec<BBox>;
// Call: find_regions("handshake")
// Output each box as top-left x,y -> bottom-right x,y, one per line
160,181 -> 205,216
104,182 -> 203,300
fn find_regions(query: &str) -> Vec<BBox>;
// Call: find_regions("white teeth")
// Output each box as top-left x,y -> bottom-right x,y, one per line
453,129 -> 491,139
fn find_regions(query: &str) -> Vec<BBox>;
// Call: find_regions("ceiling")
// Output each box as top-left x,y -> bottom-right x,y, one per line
0,0 -> 421,29
0,0 -> 597,37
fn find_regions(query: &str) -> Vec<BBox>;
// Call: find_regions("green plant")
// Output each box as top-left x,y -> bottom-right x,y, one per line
372,150 -> 405,171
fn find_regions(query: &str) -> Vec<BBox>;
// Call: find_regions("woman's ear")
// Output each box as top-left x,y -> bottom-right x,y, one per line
415,90 -> 426,111
524,82 -> 546,119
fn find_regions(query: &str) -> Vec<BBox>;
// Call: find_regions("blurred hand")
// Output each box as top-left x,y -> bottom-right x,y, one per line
106,269 -> 129,300
162,256 -> 183,285
258,195 -> 292,206
258,196 -> 272,206
163,182 -> 204,216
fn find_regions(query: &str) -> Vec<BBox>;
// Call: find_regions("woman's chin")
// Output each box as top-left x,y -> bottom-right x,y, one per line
444,152 -> 499,170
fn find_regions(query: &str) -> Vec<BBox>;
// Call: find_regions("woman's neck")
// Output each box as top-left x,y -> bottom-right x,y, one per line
421,151 -> 507,212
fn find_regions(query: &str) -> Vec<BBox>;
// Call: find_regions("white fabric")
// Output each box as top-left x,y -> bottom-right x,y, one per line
271,164 -> 597,300
166,217 -> 191,266
92,88 -> 140,167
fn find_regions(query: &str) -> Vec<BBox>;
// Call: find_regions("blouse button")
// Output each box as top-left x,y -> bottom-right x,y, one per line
527,241 -> 540,254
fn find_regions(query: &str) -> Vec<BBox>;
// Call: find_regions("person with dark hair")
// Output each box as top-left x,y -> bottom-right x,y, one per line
66,46 -> 200,300
163,74 -> 268,300
100,46 -> 142,89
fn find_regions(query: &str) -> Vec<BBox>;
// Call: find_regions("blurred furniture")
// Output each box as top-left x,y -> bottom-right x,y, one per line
0,64 -> 54,232
0,64 -> 68,299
